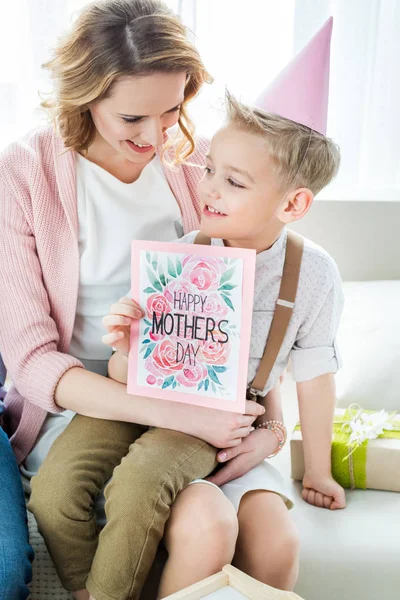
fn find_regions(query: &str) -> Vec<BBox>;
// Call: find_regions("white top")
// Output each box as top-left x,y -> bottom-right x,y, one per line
69,153 -> 182,372
179,229 -> 344,394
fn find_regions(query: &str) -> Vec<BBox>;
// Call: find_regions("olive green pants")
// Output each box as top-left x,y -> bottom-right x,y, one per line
29,414 -> 217,600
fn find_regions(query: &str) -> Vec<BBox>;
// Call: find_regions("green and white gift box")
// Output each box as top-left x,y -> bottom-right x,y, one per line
290,405 -> 400,491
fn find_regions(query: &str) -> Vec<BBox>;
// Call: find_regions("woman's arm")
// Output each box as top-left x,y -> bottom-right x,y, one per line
55,366 -> 264,448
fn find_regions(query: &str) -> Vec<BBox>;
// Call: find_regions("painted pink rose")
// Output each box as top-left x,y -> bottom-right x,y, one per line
146,293 -> 171,341
182,256 -> 226,292
149,330 -> 165,342
198,336 -> 230,366
175,362 -> 208,388
151,338 -> 183,376
146,293 -> 171,318
201,293 -> 228,318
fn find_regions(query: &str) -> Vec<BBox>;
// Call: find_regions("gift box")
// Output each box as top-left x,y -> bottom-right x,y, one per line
290,405 -> 400,491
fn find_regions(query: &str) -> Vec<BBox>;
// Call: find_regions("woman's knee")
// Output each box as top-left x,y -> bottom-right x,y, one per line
0,540 -> 33,600
165,483 -> 238,560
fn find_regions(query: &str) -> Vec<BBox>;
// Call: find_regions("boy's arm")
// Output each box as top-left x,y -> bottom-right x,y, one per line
108,351 -> 129,384
297,373 -> 346,509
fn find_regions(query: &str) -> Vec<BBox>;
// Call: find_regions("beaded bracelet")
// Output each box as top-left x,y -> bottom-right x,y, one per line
256,419 -> 287,458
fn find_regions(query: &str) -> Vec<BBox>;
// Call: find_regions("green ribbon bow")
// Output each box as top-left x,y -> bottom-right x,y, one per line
295,404 -> 400,489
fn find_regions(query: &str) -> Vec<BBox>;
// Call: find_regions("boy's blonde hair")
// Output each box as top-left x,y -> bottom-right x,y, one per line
226,92 -> 340,196
41,0 -> 212,163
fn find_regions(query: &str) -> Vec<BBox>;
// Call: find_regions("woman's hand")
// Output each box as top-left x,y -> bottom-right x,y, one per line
101,297 -> 144,354
205,427 -> 278,485
181,401 -> 265,449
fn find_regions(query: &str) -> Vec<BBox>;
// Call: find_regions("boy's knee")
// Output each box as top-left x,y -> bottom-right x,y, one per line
276,526 -> 300,569
167,487 -> 238,555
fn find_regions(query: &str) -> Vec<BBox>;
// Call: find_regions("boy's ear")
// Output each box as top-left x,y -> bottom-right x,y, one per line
278,187 -> 314,223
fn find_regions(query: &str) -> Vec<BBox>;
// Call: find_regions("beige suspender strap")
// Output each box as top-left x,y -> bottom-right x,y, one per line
249,230 -> 304,396
193,229 -> 304,398
193,231 -> 212,245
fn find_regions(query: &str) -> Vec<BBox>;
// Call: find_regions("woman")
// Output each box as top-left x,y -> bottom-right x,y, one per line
0,1 -> 297,599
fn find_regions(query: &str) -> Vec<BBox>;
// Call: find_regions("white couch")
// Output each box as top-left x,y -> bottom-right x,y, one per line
28,200 -> 400,599
285,201 -> 400,600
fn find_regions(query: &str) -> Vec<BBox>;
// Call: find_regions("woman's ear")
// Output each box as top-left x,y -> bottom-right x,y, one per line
278,187 -> 314,224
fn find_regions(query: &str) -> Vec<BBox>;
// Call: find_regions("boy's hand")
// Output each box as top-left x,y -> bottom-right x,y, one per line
302,473 -> 346,510
206,428 -> 278,487
101,297 -> 144,354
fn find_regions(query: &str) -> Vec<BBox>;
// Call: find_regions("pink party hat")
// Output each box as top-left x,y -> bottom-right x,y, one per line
255,17 -> 333,135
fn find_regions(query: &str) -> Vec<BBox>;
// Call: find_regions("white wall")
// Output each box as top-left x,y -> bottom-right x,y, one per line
289,201 -> 400,281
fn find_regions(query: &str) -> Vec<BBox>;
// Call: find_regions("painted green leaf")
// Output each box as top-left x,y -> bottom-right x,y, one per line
162,375 -> 175,389
146,267 -> 160,288
207,366 -> 221,385
142,338 -> 151,344
198,380 -> 204,391
152,253 -> 158,271
211,382 -> 217,393
221,294 -> 235,311
143,343 -> 156,359
220,267 -> 235,286
144,318 -> 152,326
212,366 -> 227,373
146,251 -> 151,263
144,287 -> 156,294
167,258 -> 177,278
204,378 -> 209,392
159,272 -> 167,287
143,327 -> 150,335
218,283 -> 237,291
172,381 -> 177,389
176,259 -> 182,276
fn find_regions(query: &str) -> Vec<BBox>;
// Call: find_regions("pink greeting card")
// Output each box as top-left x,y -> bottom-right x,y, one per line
127,240 -> 256,413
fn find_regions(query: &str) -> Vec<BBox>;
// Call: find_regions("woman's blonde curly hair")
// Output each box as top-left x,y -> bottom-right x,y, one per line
42,0 -> 212,163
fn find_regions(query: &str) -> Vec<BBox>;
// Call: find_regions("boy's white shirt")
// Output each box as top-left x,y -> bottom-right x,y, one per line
173,229 -> 343,395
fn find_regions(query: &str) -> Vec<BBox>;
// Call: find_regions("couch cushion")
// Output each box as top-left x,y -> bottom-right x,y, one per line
335,281 -> 400,411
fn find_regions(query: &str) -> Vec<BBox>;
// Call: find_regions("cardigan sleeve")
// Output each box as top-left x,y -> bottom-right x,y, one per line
0,171 -> 83,413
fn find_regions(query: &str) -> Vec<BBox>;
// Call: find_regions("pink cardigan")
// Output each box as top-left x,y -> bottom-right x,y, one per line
0,126 -> 208,464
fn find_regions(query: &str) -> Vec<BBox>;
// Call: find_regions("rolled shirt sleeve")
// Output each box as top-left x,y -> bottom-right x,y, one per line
291,259 -> 344,382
